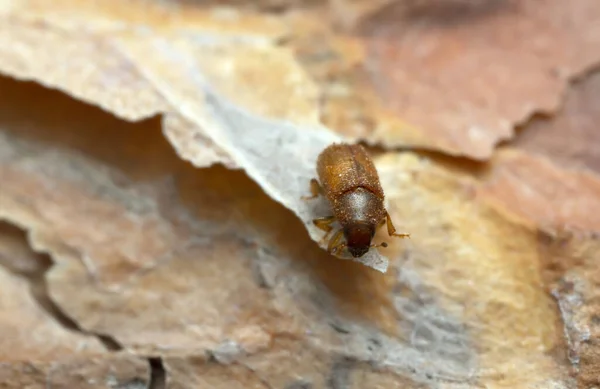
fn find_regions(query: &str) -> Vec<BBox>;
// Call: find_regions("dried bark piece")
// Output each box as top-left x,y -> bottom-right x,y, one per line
49,236 -> 286,357
327,0 -> 394,30
0,3 -> 280,173
162,113 -> 236,169
7,0 -> 286,39
166,353 -> 429,389
0,262 -> 103,359
292,0 -> 600,159
538,232 -> 600,388
0,356 -> 150,389
0,227 -> 150,388
478,149 -> 600,232
165,339 -> 428,389
0,0 -> 287,112
0,16 -> 168,121
515,71 -> 600,174
0,76 -> 195,287
164,340 -> 332,389
464,94 -> 600,386
163,36 -> 322,126
376,152 -> 567,388
165,358 -> 274,389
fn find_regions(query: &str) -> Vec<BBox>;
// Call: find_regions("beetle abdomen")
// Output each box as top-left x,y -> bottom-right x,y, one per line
316,143 -> 384,203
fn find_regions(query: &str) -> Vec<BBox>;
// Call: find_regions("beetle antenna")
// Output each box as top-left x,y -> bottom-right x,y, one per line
371,242 -> 388,249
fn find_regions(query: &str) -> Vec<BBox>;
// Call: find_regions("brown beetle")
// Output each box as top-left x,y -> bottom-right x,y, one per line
303,143 -> 409,258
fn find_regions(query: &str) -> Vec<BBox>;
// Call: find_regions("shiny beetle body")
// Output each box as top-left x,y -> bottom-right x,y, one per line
304,143 -> 409,257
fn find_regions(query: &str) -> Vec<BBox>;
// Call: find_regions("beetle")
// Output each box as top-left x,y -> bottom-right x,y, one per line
303,142 -> 409,258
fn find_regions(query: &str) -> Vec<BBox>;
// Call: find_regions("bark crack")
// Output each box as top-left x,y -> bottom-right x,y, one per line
0,222 -> 123,352
148,358 -> 166,389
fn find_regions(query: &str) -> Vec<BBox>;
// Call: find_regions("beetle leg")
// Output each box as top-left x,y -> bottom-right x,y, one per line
327,229 -> 346,255
385,212 -> 410,239
313,216 -> 336,242
301,178 -> 323,200
313,215 -> 335,232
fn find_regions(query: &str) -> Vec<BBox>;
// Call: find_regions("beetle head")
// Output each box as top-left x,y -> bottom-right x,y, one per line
343,222 -> 375,258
